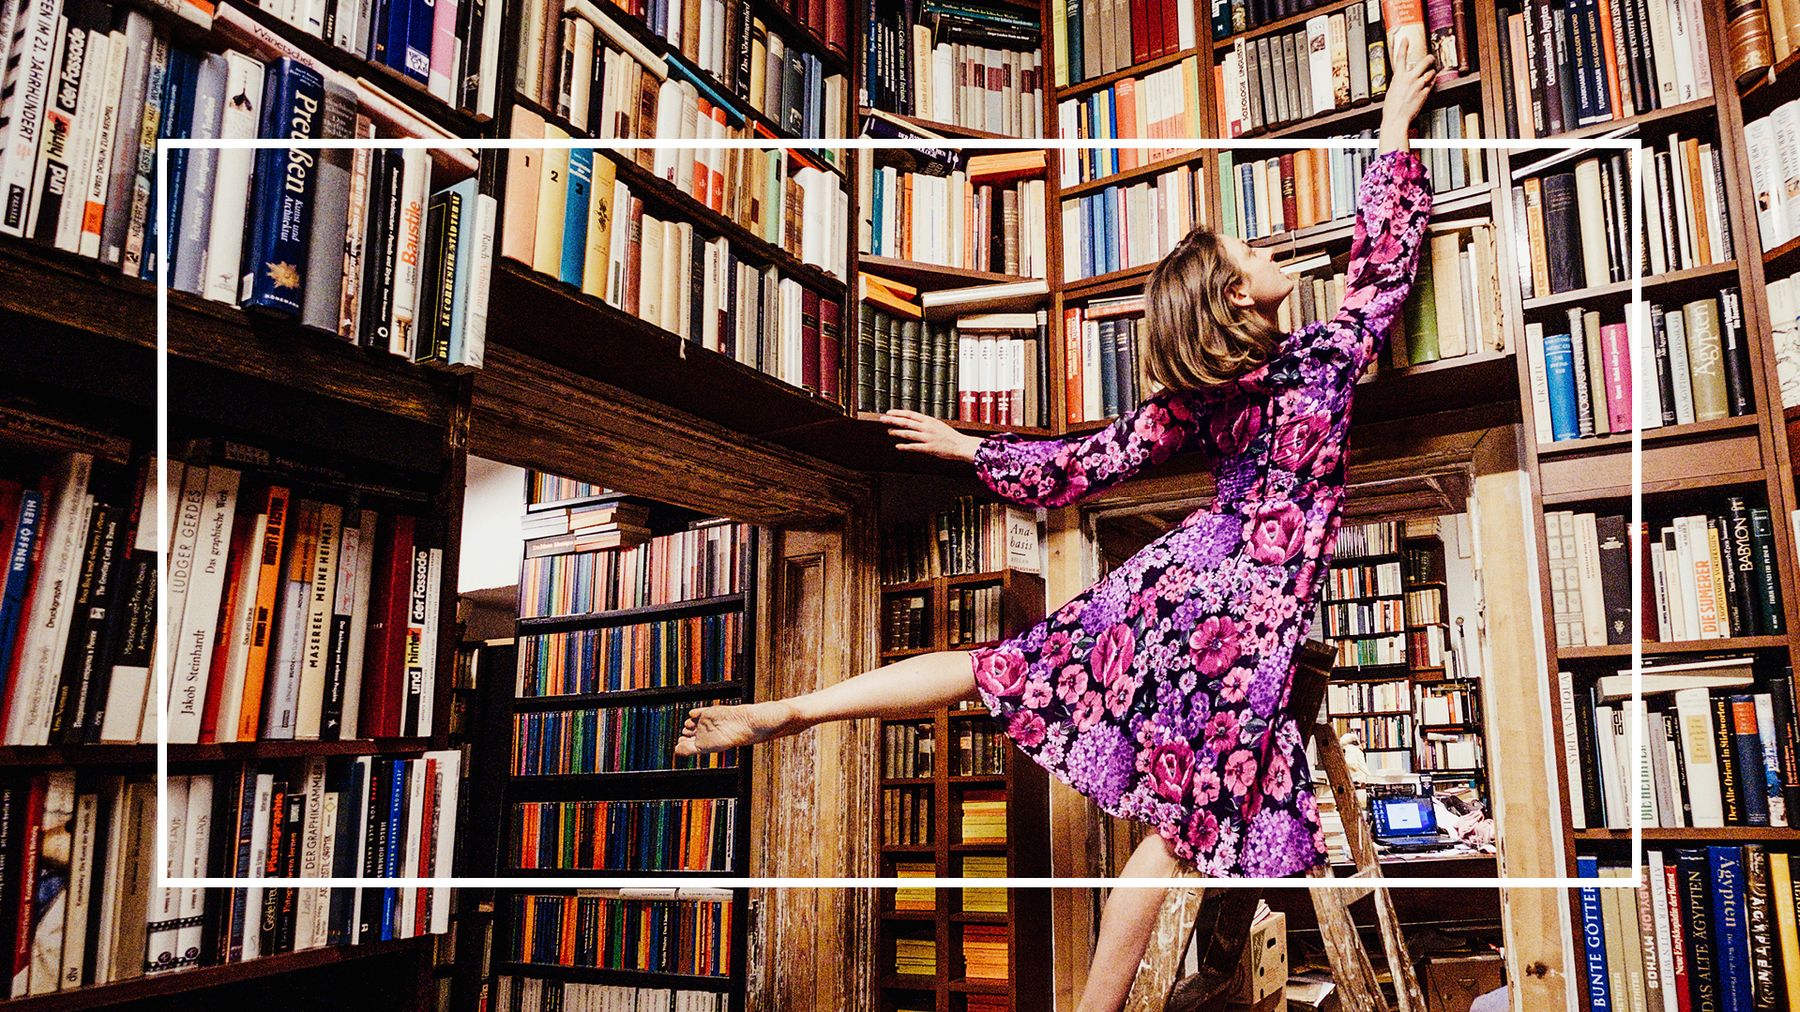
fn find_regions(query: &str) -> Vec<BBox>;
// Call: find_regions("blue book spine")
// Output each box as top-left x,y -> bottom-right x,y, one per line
0,490 -> 44,705
379,0 -> 410,76
1543,331 -> 1581,441
445,177 -> 480,365
143,48 -> 199,281
871,170 -> 884,257
1103,186 -> 1119,276
561,149 -> 592,286
381,758 -> 405,940
1098,322 -> 1118,417
326,761 -> 364,946
1068,0 -> 1083,85
1239,162 -> 1256,237
403,0 -> 434,84
1081,195 -> 1094,279
366,0 -> 393,63
240,59 -> 326,316
1103,90 -> 1117,176
1709,845 -> 1752,1012
1727,695 -> 1772,827
1575,856 -> 1612,1010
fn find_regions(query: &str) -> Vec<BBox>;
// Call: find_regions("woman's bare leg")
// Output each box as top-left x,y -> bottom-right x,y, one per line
674,649 -> 977,756
1076,833 -> 1182,1012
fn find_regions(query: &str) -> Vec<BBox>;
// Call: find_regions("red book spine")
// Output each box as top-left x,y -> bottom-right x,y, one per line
800,287 -> 822,392
1064,310 -> 1084,424
197,512 -> 256,744
1129,0 -> 1151,65
1279,153 -> 1299,233
818,295 -> 842,402
1160,0 -> 1179,58
360,515 -> 415,739
825,0 -> 846,57
807,0 -> 825,39
10,775 -> 43,996
414,756 -> 438,933
1599,322 -> 1632,433
1663,859 -> 1691,1012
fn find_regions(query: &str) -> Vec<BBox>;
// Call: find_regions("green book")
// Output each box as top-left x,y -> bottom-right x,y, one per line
1404,250 -> 1440,366
1683,297 -> 1729,422
1218,151 -> 1237,238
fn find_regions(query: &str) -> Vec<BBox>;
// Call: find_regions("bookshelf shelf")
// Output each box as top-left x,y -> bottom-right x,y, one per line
1518,260 -> 1740,314
1539,467 -> 1772,504
1210,0 -> 1364,51
1739,48 -> 1800,99
1243,73 -> 1485,143
1055,47 -> 1205,101
1574,827 -> 1800,842
0,935 -> 431,1012
1539,95 -> 1721,143
505,767 -> 742,794
1246,183 -> 1495,253
1762,230 -> 1800,272
858,254 -> 1040,291
1554,635 -> 1793,660
514,592 -> 749,632
0,738 -> 442,768
0,240 -> 460,430
487,263 -> 848,439
1533,415 -> 1763,458
860,107 -> 1020,140
1060,260 -> 1159,298
492,963 -> 734,991
512,683 -> 751,712
1057,150 -> 1208,200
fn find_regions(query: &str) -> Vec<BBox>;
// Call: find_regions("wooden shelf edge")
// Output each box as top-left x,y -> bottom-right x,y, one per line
1054,46 -> 1204,102
1554,635 -> 1791,660
1519,260 -> 1739,313
1533,415 -> 1763,458
516,592 -> 748,632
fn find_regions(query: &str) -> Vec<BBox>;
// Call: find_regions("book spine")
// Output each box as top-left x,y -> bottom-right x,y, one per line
239,60 -> 327,316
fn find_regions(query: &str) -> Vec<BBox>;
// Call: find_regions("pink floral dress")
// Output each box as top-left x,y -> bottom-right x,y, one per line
967,150 -> 1432,877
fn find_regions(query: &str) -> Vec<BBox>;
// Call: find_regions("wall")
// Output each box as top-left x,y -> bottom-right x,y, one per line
459,454 -> 526,593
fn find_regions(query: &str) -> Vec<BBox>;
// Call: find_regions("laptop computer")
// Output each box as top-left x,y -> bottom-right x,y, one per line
1370,791 -> 1448,851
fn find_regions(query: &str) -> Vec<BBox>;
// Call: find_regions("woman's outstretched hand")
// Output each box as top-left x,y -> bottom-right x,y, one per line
883,410 -> 984,462
1378,34 -> 1437,154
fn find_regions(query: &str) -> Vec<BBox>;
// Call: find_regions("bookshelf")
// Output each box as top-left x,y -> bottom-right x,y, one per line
875,567 -> 1050,1012
484,482 -> 755,1011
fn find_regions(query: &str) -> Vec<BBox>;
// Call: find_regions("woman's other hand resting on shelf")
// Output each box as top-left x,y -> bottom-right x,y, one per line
883,410 -> 984,462
1378,35 -> 1437,155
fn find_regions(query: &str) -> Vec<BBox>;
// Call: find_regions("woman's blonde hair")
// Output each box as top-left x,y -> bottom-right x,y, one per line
1141,226 -> 1281,391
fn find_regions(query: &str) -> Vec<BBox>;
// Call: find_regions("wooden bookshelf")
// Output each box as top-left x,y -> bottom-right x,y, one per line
875,568 -> 1049,1012
486,487 -> 755,1010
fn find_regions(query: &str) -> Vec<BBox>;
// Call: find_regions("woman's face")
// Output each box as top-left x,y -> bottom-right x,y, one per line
1222,235 -> 1296,317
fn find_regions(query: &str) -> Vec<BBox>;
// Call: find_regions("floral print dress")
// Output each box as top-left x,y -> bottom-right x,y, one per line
967,150 -> 1432,878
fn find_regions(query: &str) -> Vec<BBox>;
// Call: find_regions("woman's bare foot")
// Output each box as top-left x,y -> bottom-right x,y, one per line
674,700 -> 803,756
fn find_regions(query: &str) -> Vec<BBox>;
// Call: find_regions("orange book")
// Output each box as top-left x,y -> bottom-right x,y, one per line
709,103 -> 728,212
862,272 -> 920,300
1064,308 -> 1085,424
1523,176 -> 1551,299
1381,0 -> 1427,61
1294,150 -> 1315,227
1312,149 -> 1332,223
1595,0 -> 1624,119
1684,139 -> 1711,263
560,893 -> 577,965
235,485 -> 292,741
1116,77 -> 1139,172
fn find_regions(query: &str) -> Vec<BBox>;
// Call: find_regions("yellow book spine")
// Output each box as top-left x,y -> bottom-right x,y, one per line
582,154 -> 617,298
532,124 -> 571,276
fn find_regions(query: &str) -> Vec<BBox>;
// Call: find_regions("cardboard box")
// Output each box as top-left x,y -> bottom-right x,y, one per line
1229,910 -> 1288,1004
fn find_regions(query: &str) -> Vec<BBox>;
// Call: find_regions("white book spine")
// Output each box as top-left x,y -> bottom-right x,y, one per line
1560,675 -> 1587,829
57,790 -> 99,988
174,774 -> 212,970
7,453 -> 93,746
295,504 -> 342,739
0,0 -> 61,237
144,775 -> 190,976
77,28 -> 127,259
295,758 -> 327,948
398,758 -> 426,937
314,792 -> 338,947
1754,693 -> 1788,827
204,52 -> 265,303
1673,687 -> 1724,827
1573,512 -> 1607,647
427,748 -> 461,934
391,148 -> 431,358
168,467 -> 239,744
242,774 -> 274,960
55,25 -> 108,253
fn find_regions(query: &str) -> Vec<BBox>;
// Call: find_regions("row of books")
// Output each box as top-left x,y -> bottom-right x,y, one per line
1216,115 -> 1481,242
1283,224 -> 1503,369
493,976 -> 729,1012
509,797 -> 739,871
1417,732 -> 1480,769
951,721 -> 1009,776
1418,683 -> 1476,725
1332,713 -> 1411,749
1406,585 -> 1444,624
526,472 -> 610,508
947,582 -> 1006,647
245,0 -> 503,116
0,755 -> 459,998
507,893 -> 732,975
882,592 -> 929,653
517,521 -> 748,620
1323,559 -> 1403,599
1564,660 -> 1796,830
1060,161 -> 1203,282
881,784 -> 932,846
1495,0 -> 1713,140
960,923 -> 1008,979
879,502 -> 1035,584
1319,599 -> 1404,640
1514,141 -> 1732,303
881,720 -> 935,778
1576,847 -> 1798,1012
1053,0 -> 1200,87
853,291 -> 1053,428
1216,0 -> 1459,138
1055,58 -> 1204,186
510,701 -> 739,776
863,153 -> 1050,279
1545,501 -> 1786,650
1408,624 -> 1448,667
520,0 -> 848,141
1326,679 -> 1409,715
1740,0 -> 1800,80
0,450 -> 444,747
1335,520 -> 1400,557
1061,298 -> 1150,424
863,0 -> 1045,137
1327,633 -> 1406,669
1526,297 -> 1756,452
514,613 -> 744,697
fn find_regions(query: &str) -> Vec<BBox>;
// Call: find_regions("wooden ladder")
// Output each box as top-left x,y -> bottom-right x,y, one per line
1120,640 -> 1427,1012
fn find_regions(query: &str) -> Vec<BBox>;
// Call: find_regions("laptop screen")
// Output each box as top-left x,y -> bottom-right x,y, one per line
1372,795 -> 1438,839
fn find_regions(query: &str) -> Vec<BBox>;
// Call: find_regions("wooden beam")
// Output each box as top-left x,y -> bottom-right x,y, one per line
470,344 -> 871,526
1469,428 -> 1575,1012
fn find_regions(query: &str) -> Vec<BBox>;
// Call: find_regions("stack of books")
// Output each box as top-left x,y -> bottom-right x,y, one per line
894,936 -> 937,976
960,855 -> 1007,913
959,924 -> 1009,979
521,497 -> 652,552
958,790 -> 1007,843
894,862 -> 936,912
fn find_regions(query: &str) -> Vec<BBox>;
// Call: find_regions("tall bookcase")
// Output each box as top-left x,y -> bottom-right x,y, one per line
874,567 -> 1050,1012
485,484 -> 756,1012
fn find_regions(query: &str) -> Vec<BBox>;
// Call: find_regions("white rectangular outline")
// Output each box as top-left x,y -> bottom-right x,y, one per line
155,135 -> 1648,892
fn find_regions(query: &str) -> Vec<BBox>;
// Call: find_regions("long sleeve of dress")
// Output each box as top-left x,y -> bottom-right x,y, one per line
1321,150 -> 1433,378
974,389 -> 1212,508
